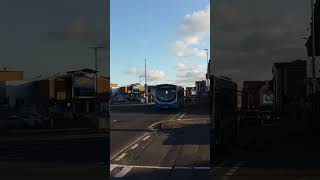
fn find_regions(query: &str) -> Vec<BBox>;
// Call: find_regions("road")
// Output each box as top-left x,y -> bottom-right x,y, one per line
0,130 -> 108,180
110,100 -> 210,179
210,116 -> 320,180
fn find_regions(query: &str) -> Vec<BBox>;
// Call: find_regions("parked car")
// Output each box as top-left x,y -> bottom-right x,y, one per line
19,113 -> 43,128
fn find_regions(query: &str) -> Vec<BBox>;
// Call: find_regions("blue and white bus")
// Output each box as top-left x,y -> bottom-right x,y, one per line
154,84 -> 184,109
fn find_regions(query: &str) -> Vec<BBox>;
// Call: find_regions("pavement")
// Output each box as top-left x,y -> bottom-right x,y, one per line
0,127 -> 109,179
110,100 -> 210,179
209,115 -> 320,180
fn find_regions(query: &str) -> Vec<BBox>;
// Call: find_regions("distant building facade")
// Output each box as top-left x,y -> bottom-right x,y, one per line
272,60 -> 307,113
195,80 -> 207,97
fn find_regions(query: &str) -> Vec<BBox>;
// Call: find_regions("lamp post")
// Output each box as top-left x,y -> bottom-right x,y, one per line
311,0 -> 317,93
145,58 -> 148,103
203,48 -> 209,92
89,45 -> 104,115
89,46 -> 105,95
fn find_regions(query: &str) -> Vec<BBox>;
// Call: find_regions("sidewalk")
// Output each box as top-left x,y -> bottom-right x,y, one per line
0,127 -> 109,138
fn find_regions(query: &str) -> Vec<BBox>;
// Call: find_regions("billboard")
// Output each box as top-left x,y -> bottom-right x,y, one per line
74,76 -> 94,89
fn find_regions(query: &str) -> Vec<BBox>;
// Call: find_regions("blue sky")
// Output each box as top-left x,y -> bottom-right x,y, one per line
111,0 -> 210,87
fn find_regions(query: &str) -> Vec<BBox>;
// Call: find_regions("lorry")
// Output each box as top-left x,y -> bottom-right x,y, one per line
240,81 -> 265,126
258,81 -> 278,125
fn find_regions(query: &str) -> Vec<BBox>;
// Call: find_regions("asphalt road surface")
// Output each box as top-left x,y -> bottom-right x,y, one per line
0,130 -> 108,180
210,116 -> 320,180
110,100 -> 210,179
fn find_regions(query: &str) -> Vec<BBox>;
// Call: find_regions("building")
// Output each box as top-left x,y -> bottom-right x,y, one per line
305,0 -> 320,90
147,85 -> 156,101
241,81 -> 265,110
195,80 -> 207,97
185,87 -> 196,97
0,69 -> 24,107
6,68 -> 110,115
272,60 -> 306,113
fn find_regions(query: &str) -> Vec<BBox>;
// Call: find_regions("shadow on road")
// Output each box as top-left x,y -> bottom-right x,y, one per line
214,119 -> 320,176
157,123 -> 210,146
110,161 -> 210,180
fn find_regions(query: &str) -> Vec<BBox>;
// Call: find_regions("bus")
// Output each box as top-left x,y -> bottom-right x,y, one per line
154,84 -> 184,109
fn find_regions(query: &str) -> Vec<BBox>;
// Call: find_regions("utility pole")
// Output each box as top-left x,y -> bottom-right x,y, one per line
204,49 -> 209,91
89,45 -> 104,114
89,46 -> 104,95
145,58 -> 148,103
311,0 -> 317,93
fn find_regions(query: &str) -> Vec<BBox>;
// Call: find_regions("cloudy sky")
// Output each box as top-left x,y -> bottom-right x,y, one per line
0,0 -> 108,83
111,0 -> 210,87
211,0 -> 311,87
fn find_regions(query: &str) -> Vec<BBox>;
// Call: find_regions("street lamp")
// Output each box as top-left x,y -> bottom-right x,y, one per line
89,45 -> 105,115
89,45 -> 105,95
145,58 -> 148,103
203,48 -> 209,91
310,0 -> 317,93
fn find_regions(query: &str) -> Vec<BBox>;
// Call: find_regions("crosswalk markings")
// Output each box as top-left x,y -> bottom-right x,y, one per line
114,166 -> 132,178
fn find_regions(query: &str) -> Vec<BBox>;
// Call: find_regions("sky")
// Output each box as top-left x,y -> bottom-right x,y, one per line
110,0 -> 210,87
0,0 -> 108,84
211,0 -> 312,88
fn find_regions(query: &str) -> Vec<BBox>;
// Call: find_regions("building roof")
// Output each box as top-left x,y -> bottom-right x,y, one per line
66,68 -> 98,74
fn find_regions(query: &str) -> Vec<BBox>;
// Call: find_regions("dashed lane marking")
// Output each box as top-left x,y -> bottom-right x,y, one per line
130,144 -> 139,150
112,120 -> 118,122
114,166 -> 133,178
115,153 -> 127,162
142,135 -> 150,141
223,161 -> 247,176
110,132 -> 149,160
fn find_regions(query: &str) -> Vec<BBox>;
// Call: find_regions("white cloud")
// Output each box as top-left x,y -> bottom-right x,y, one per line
173,6 -> 210,57
126,67 -> 139,75
147,70 -> 165,81
175,61 -> 207,86
125,67 -> 165,82
175,47 -> 206,57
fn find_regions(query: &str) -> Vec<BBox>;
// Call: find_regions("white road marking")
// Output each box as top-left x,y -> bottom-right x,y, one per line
193,167 -> 210,170
110,132 -> 149,160
177,113 -> 186,120
110,164 -> 210,171
142,135 -> 150,141
114,166 -> 132,178
224,165 -> 240,176
174,166 -> 193,170
112,120 -> 118,122
130,144 -> 139,150
110,164 -> 117,171
115,153 -> 127,161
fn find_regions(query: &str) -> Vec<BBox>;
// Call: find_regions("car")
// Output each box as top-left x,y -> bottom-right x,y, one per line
19,113 -> 43,128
